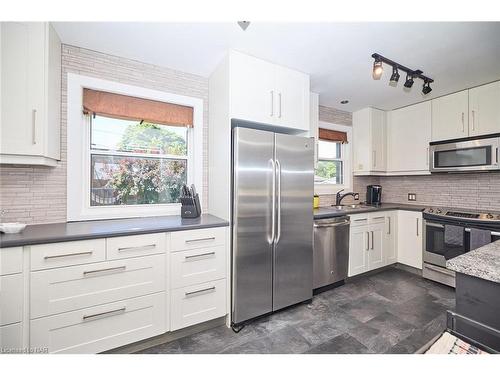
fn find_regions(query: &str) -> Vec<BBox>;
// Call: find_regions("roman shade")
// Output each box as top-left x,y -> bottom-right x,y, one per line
319,128 -> 348,144
82,88 -> 194,127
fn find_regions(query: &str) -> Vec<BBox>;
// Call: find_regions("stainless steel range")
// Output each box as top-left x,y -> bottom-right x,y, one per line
423,207 -> 500,287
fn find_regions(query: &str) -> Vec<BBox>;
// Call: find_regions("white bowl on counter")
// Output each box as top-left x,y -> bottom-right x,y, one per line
0,222 -> 27,234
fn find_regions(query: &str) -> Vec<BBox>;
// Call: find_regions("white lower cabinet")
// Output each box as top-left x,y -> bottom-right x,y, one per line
0,323 -> 23,350
384,211 -> 398,265
170,279 -> 226,331
0,273 -> 24,326
170,245 -> 226,289
349,211 -> 399,277
397,211 -> 423,269
30,254 -> 166,318
30,292 -> 166,354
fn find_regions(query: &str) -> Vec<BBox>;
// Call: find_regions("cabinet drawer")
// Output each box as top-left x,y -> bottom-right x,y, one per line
30,254 -> 166,318
0,323 -> 23,350
170,279 -> 226,331
106,233 -> 165,260
30,292 -> 167,354
0,246 -> 22,276
369,213 -> 387,224
170,227 -> 226,252
350,214 -> 370,227
0,273 -> 23,326
171,246 -> 226,289
30,239 -> 106,271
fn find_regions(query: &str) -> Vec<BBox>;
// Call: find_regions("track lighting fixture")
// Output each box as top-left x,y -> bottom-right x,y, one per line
371,53 -> 433,93
422,80 -> 432,95
372,57 -> 383,80
403,73 -> 414,88
390,66 -> 400,83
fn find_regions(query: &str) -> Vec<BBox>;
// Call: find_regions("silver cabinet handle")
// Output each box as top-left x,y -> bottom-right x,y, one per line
354,218 -> 368,222
416,218 -> 420,236
461,112 -> 465,132
83,307 -> 126,322
185,237 -> 216,243
118,244 -> 156,252
278,92 -> 282,118
270,90 -> 274,117
185,286 -> 216,297
276,159 -> 282,244
83,265 -> 126,277
371,231 -> 374,250
472,110 -> 475,131
366,232 -> 370,251
32,109 -> 37,144
270,158 -> 276,244
185,251 -> 215,260
495,147 -> 499,165
373,216 -> 385,220
388,217 -> 391,235
44,251 -> 93,260
426,147 -> 429,166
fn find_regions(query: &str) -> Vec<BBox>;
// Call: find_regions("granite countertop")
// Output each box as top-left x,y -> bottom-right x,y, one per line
0,214 -> 229,248
314,202 -> 426,219
446,241 -> 500,284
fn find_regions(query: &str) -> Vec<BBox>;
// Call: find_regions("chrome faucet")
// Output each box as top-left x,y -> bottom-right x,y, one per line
335,189 -> 360,206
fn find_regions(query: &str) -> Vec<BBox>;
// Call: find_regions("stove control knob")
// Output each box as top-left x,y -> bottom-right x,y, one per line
436,209 -> 442,214
487,213 -> 494,219
428,208 -> 434,213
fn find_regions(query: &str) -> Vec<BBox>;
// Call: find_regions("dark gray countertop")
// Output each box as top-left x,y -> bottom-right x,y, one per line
446,241 -> 500,284
314,203 -> 426,219
0,214 -> 229,248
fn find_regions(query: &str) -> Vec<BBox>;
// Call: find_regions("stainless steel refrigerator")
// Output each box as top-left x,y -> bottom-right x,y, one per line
231,125 -> 314,325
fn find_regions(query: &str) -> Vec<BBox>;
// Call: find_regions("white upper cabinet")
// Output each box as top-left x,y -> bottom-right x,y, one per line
352,107 -> 386,175
387,101 -> 431,175
469,81 -> 500,137
0,22 -> 61,166
431,90 -> 469,141
230,51 -> 276,125
229,51 -> 310,132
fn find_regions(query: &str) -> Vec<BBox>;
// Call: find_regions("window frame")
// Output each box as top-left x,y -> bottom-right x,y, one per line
67,73 -> 203,221
314,122 -> 352,195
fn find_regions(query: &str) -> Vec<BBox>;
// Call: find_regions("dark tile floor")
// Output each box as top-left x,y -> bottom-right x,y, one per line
138,267 -> 455,354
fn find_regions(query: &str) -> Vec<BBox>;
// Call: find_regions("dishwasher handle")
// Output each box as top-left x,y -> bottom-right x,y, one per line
313,219 -> 350,228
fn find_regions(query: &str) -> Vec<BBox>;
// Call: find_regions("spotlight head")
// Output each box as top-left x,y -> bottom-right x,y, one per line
422,81 -> 432,95
372,58 -> 383,80
390,66 -> 400,83
403,73 -> 414,88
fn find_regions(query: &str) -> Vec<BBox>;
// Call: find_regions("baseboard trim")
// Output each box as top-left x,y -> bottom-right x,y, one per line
103,316 -> 227,354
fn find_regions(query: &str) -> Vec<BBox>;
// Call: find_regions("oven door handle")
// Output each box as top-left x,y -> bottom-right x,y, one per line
464,228 -> 500,236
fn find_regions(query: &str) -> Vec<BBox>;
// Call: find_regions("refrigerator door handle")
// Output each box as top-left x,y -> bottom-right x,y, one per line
275,159 -> 282,244
270,158 -> 276,244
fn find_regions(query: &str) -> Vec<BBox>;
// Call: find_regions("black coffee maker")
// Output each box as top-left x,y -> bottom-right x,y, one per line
366,185 -> 382,206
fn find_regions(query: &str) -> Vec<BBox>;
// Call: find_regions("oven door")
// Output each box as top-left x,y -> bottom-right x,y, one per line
423,220 -> 467,267
429,137 -> 500,173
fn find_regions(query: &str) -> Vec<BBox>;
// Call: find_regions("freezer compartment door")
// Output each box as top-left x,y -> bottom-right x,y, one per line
273,133 -> 314,311
231,127 -> 275,324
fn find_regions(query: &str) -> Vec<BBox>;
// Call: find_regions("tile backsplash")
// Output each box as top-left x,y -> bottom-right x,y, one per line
319,174 -> 500,212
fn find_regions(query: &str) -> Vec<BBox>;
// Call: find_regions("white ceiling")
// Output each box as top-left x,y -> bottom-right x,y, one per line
53,22 -> 500,112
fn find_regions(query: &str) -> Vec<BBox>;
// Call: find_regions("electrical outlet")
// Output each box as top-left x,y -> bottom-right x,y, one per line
354,193 -> 360,201
408,193 -> 417,201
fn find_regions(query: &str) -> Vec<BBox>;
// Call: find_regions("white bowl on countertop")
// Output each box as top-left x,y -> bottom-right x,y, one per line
0,222 -> 27,234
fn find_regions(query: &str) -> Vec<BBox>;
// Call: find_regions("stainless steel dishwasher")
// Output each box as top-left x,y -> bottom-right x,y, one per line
313,216 -> 350,290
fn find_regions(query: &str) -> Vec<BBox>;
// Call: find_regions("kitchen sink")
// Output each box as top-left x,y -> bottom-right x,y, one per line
332,204 -> 364,210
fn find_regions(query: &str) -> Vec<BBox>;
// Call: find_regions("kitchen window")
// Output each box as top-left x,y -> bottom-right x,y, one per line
67,74 -> 203,221
314,123 -> 351,194
90,116 -> 188,206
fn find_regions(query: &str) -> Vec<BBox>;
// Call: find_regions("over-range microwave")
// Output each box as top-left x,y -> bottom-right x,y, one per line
429,134 -> 500,173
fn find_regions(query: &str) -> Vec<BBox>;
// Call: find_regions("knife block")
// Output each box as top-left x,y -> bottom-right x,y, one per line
180,193 -> 201,218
